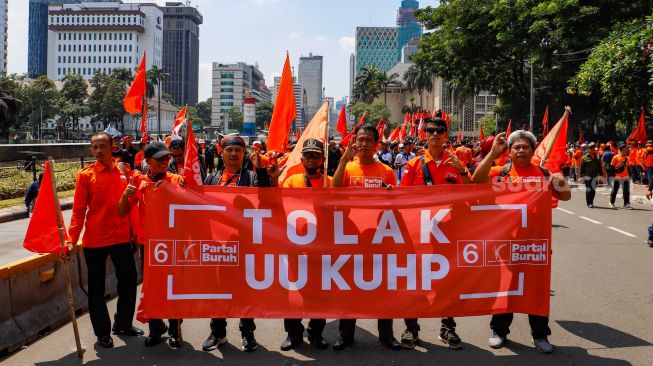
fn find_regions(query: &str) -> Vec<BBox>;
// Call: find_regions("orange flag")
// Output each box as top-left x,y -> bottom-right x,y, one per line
479,124 -> 485,140
23,162 -> 67,254
124,53 -> 147,114
141,101 -> 148,137
341,112 -> 366,146
628,109 -> 647,142
183,120 -> 203,186
172,105 -> 187,135
336,104 -> 347,136
376,119 -> 387,142
388,127 -> 400,142
442,111 -> 451,127
541,106 -> 549,138
278,101 -> 329,185
267,53 -> 297,153
577,127 -> 584,144
418,116 -> 425,141
506,119 -> 512,137
295,128 -> 302,141
456,130 -> 463,142
532,110 -> 569,173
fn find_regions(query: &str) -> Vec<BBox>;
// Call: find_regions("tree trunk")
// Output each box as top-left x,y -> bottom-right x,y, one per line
158,83 -> 162,136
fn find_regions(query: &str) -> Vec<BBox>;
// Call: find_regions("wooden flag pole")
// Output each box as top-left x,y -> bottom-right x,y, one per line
48,159 -> 84,360
323,99 -> 331,187
540,106 -> 571,168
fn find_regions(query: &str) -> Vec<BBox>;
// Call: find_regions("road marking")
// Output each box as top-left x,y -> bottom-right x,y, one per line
579,216 -> 602,225
607,227 -> 637,238
556,208 -> 576,215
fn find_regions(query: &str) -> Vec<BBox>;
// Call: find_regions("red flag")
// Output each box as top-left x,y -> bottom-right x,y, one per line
266,52 -> 297,153
140,102 -> 148,137
341,112 -> 366,146
442,112 -> 451,127
456,130 -> 463,142
541,106 -> 549,138
124,53 -> 147,114
388,127 -> 400,142
336,104 -> 347,137
479,124 -> 485,140
532,111 -> 569,173
399,124 -> 408,143
23,162 -> 67,254
183,121 -> 203,186
376,119 -> 387,142
628,109 -> 647,142
506,119 -> 512,137
172,105 -> 187,135
295,128 -> 301,141
418,117 -> 426,141
404,113 -> 411,128
577,127 -> 584,144
409,120 -> 416,137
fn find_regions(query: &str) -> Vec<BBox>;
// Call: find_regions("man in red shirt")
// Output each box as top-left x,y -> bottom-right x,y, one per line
472,129 -> 570,354
400,117 -> 469,350
65,132 -> 143,348
645,140 -> 653,200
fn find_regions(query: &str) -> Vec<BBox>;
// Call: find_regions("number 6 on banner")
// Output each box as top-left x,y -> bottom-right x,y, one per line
457,240 -> 485,267
150,240 -> 174,266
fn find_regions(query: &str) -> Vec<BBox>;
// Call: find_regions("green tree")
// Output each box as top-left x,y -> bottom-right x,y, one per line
478,114 -> 497,137
352,65 -> 384,104
58,73 -> 89,136
0,76 -> 25,139
403,61 -> 433,108
349,101 -> 391,129
225,106 -> 243,132
569,18 -> 653,136
378,71 -> 401,106
102,78 -> 127,132
146,65 -> 169,135
24,76 -> 59,139
89,72 -> 111,130
255,101 -> 274,129
111,67 -> 133,86
187,98 -> 212,127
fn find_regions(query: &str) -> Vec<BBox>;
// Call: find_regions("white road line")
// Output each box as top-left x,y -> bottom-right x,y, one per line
556,208 -> 576,215
579,216 -> 602,225
607,227 -> 637,238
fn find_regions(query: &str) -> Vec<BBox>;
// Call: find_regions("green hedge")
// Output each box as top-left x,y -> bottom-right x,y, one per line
0,162 -> 80,201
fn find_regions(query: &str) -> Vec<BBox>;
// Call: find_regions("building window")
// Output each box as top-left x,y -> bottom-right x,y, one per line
221,81 -> 234,85
221,73 -> 234,79
220,95 -> 234,99
221,88 -> 234,92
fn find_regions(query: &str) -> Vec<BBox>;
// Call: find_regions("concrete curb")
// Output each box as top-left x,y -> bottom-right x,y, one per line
0,201 -> 73,224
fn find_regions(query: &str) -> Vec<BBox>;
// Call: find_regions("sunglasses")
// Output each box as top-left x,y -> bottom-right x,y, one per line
425,126 -> 447,135
302,152 -> 322,159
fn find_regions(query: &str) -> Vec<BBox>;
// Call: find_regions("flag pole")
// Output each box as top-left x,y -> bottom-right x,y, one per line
49,159 -> 84,360
323,100 -> 331,187
540,107 -> 571,168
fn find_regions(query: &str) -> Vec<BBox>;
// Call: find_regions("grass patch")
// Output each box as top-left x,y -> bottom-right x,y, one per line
0,162 -> 81,201
0,190 -> 75,209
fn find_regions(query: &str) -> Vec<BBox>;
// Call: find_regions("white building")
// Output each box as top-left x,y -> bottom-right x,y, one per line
46,1 -> 163,80
0,0 -> 7,75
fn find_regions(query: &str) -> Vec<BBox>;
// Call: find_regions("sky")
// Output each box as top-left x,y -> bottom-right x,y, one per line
6,0 -> 436,104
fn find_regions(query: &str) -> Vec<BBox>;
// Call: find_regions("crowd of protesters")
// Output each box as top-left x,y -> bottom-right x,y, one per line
62,107 -> 653,356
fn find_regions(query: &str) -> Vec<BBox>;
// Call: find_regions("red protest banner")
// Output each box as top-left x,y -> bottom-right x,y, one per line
142,184 -> 552,319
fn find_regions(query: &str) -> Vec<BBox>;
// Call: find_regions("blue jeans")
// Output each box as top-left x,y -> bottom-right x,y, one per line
647,167 -> 653,191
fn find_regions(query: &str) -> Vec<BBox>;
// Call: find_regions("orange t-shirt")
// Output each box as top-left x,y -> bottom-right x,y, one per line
68,160 -> 132,247
218,170 -> 241,186
489,164 -> 561,205
610,154 -> 630,179
342,160 -> 396,187
455,146 -> 473,166
628,148 -> 639,165
401,150 -> 464,186
283,174 -> 332,188
131,171 -> 183,244
636,148 -> 645,166
572,149 -> 583,167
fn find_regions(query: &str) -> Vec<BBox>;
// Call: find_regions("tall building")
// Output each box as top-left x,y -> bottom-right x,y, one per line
298,53 -> 323,121
0,0 -> 7,75
29,0 -> 74,78
396,0 -> 422,60
349,53 -> 355,99
272,75 -> 303,129
354,27 -> 398,76
161,2 -> 202,106
46,2 -> 163,80
211,62 -> 271,130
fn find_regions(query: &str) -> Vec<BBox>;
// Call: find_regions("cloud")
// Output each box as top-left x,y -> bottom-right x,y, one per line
315,35 -> 327,41
338,36 -> 355,54
287,32 -> 301,39
248,0 -> 280,5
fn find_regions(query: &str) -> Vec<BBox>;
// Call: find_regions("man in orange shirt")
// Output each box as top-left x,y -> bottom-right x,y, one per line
610,142 -> 631,209
279,138 -> 330,351
628,141 -> 641,183
332,124 -> 399,351
472,128 -> 570,354
399,117 -> 469,351
65,132 -> 143,348
455,141 -> 473,168
118,142 -> 185,348
571,144 -> 583,182
645,140 -> 653,199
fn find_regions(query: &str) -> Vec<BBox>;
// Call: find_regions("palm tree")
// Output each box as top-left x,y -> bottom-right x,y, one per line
377,71 -> 401,106
403,61 -> 433,108
146,65 -> 169,136
353,65 -> 384,104
111,67 -> 133,87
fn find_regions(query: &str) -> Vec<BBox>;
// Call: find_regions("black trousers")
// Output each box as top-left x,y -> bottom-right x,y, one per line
404,317 -> 456,334
284,318 -> 326,338
338,319 -> 394,341
584,178 -> 596,205
210,318 -> 255,338
83,243 -> 137,337
490,313 -> 551,339
610,179 -> 630,205
149,319 -> 182,337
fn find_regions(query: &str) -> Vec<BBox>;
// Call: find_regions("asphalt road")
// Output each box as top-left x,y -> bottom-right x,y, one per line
2,187 -> 653,365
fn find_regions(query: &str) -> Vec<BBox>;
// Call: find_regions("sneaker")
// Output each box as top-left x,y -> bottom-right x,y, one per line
168,337 -> 182,349
488,332 -> 506,349
202,334 -> 227,351
648,239 -> 653,247
609,203 -> 616,209
438,328 -> 463,349
400,329 -> 417,349
280,335 -> 303,351
242,332 -> 258,352
623,204 -> 632,210
588,204 -> 594,208
533,337 -> 554,354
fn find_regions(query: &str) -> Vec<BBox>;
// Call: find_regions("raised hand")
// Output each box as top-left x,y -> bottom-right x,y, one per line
123,177 -> 137,198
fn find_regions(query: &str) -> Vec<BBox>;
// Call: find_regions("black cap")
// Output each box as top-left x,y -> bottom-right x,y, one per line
302,138 -> 324,154
144,142 -> 172,159
618,141 -> 627,149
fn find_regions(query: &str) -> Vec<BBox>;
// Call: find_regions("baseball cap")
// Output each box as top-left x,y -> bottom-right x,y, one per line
618,141 -> 627,149
144,142 -> 172,159
302,138 -> 324,154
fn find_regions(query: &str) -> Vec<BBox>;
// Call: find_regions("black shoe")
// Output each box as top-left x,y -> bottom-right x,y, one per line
202,334 -> 227,351
438,327 -> 463,349
308,336 -> 329,349
332,337 -> 352,351
144,335 -> 162,347
400,329 -> 418,349
380,337 -> 402,350
280,335 -> 303,351
97,335 -> 114,348
168,337 -> 182,349
112,326 -> 144,337
242,333 -> 258,352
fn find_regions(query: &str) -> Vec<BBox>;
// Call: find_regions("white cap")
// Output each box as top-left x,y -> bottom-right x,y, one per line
253,141 -> 262,145
198,139 -> 205,144
399,143 -> 404,148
